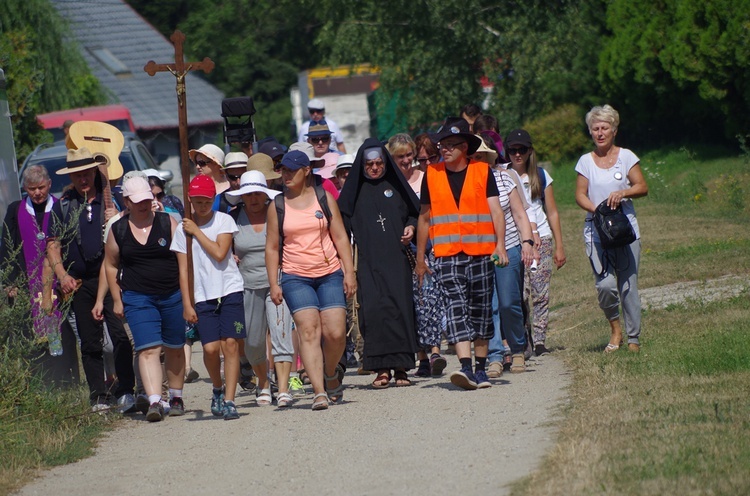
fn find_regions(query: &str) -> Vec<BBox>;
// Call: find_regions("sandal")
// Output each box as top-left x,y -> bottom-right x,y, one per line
371,370 -> 392,389
276,392 -> 293,408
628,343 -> 640,353
393,370 -> 412,387
311,392 -> 329,411
298,368 -> 311,385
604,343 -> 620,354
256,388 -> 273,406
324,371 -> 344,404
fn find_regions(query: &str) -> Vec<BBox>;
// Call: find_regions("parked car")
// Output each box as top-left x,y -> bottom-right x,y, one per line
37,104 -> 136,142
20,134 -> 173,199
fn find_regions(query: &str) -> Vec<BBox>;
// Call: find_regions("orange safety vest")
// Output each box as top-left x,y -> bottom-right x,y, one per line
426,160 -> 497,257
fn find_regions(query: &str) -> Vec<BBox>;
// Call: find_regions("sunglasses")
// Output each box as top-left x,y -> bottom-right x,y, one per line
417,155 -> 438,164
507,146 -> 530,155
439,141 -> 465,152
226,173 -> 242,181
195,159 -> 213,167
309,136 -> 331,144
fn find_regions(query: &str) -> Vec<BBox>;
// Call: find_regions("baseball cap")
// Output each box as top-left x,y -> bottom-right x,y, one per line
188,174 -> 216,198
121,176 -> 154,203
279,150 -> 310,171
505,129 -> 533,148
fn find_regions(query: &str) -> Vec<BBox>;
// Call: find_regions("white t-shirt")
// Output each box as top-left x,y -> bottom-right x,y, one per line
574,148 -> 641,243
170,211 -> 244,303
519,169 -> 553,238
297,118 -> 344,146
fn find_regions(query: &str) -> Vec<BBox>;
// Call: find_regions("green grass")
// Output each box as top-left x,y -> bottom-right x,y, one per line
513,147 -> 750,495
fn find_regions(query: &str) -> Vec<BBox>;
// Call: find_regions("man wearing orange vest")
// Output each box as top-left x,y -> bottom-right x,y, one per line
415,117 -> 509,390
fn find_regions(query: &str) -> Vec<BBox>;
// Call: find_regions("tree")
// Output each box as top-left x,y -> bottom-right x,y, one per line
0,0 -> 105,160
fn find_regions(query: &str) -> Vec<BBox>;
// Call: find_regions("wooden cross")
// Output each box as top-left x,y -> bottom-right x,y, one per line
144,29 -> 215,305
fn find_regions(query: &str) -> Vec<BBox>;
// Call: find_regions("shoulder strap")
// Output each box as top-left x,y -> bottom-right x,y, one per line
112,214 -> 128,249
274,194 -> 286,263
538,167 -> 547,204
229,207 -> 241,222
313,183 -> 332,226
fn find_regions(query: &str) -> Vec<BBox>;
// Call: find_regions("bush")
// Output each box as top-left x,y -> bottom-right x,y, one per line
524,104 -> 590,165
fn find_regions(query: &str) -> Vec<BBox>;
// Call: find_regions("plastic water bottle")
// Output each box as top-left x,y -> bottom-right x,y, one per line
48,327 -> 63,356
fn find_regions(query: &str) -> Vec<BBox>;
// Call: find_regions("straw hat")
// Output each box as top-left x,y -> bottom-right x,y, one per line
56,147 -> 106,175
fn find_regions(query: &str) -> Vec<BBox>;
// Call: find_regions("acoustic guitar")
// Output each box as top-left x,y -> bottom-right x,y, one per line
66,121 -> 125,213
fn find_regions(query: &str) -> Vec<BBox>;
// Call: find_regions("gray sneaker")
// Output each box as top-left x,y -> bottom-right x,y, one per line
146,402 -> 164,422
168,397 -> 185,416
223,400 -> 239,420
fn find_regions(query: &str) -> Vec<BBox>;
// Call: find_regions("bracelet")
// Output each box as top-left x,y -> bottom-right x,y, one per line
532,230 -> 539,234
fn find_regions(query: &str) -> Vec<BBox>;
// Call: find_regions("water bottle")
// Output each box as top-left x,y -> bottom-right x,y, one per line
422,272 -> 434,291
48,327 -> 63,356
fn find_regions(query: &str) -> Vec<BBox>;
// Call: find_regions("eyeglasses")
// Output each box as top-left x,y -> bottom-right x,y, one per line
226,174 -> 242,181
507,146 -> 530,156
365,159 -> 384,168
417,155 -> 438,165
309,136 -> 331,144
439,141 -> 465,152
195,159 -> 212,167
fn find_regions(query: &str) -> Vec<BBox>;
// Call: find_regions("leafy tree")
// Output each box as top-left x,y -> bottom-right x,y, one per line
0,0 -> 105,161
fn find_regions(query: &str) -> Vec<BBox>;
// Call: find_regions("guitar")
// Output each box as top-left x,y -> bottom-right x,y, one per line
66,121 -> 125,213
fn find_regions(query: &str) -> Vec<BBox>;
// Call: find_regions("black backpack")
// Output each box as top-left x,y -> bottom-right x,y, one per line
592,200 -> 636,249
273,183 -> 332,262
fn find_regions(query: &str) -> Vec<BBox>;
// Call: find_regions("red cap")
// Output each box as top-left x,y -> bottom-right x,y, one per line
188,174 -> 216,198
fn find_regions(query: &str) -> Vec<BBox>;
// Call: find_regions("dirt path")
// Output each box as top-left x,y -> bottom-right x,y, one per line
18,353 -> 570,496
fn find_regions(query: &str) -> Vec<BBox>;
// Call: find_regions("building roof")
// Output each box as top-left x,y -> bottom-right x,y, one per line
51,0 -> 224,131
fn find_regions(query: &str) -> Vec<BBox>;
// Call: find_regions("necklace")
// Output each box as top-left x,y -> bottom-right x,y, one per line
594,147 -> 618,169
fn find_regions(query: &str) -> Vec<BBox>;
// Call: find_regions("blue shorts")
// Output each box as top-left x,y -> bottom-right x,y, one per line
122,289 -> 185,351
280,269 -> 346,314
195,291 -> 246,344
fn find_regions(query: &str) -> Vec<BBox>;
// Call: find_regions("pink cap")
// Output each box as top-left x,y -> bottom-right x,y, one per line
121,176 -> 154,203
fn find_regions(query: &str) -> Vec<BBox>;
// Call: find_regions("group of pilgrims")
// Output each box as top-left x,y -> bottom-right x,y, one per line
2,103 -> 648,421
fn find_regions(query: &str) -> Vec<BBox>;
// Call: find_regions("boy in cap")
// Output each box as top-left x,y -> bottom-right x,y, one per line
297,98 -> 346,153
171,175 -> 246,420
415,117 -> 509,390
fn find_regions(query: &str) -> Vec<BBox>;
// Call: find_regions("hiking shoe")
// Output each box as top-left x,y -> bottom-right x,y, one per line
211,388 -> 225,416
429,354 -> 447,376
223,400 -> 239,420
185,367 -> 199,383
449,368 -> 478,390
135,394 -> 150,415
168,397 -> 185,416
415,360 -> 431,377
475,370 -> 492,388
146,402 -> 164,422
117,393 -> 136,414
288,376 -> 306,397
535,344 -> 550,356
487,361 -> 503,378
511,353 -> 526,373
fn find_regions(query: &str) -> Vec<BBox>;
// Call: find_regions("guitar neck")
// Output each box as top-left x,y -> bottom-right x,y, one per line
99,165 -> 114,212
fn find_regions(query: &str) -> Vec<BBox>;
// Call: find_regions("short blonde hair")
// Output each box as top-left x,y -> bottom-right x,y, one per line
387,133 -> 416,156
585,104 -> 620,131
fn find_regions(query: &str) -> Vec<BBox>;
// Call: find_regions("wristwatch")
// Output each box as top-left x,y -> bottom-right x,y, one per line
522,239 -> 535,247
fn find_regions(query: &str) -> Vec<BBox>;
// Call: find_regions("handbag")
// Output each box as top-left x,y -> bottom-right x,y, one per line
592,200 -> 636,249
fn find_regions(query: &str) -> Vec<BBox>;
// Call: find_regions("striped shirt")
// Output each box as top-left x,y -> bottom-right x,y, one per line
491,169 -> 520,250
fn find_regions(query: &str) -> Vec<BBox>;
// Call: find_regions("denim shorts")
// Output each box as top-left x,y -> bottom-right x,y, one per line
122,289 -> 185,351
280,269 -> 346,314
195,291 -> 247,345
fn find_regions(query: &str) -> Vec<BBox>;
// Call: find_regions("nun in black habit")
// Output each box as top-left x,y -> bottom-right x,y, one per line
338,138 -> 420,387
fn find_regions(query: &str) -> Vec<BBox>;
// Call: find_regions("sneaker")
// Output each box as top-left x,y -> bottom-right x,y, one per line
449,368 -> 478,390
487,361 -> 503,378
346,355 -> 359,368
502,353 -> 513,371
91,401 -> 110,414
135,394 -> 150,415
185,367 -> 199,383
211,388 -> 225,416
415,360 -> 431,377
116,393 -> 136,414
429,354 -> 447,376
169,397 -> 185,416
511,353 -> 526,374
475,370 -> 492,388
146,402 -> 164,422
288,376 -> 306,397
534,344 -> 550,356
223,400 -> 239,420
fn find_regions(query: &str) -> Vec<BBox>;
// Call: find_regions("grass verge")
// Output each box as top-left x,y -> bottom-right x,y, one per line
513,148 -> 750,494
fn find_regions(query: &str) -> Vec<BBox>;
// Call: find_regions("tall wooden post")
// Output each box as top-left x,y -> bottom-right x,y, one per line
144,30 -> 214,304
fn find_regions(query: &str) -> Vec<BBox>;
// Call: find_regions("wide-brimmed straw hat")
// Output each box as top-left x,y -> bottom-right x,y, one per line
188,144 -> 224,167
56,147 -> 106,175
247,153 -> 281,180
223,151 -> 249,170
473,137 -> 498,165
226,171 -> 280,199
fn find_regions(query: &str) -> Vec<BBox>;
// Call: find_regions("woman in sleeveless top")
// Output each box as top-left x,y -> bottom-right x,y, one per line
266,151 -> 356,411
103,176 -> 185,422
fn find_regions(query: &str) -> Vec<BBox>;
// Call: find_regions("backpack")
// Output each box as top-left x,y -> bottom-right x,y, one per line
592,200 -> 636,249
538,167 -> 547,204
111,211 -> 172,249
273,183 -> 332,262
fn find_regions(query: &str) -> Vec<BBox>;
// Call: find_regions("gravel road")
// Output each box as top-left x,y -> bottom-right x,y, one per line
18,351 -> 570,496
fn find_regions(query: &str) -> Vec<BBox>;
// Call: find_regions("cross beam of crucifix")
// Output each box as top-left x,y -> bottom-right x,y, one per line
144,29 -> 214,305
